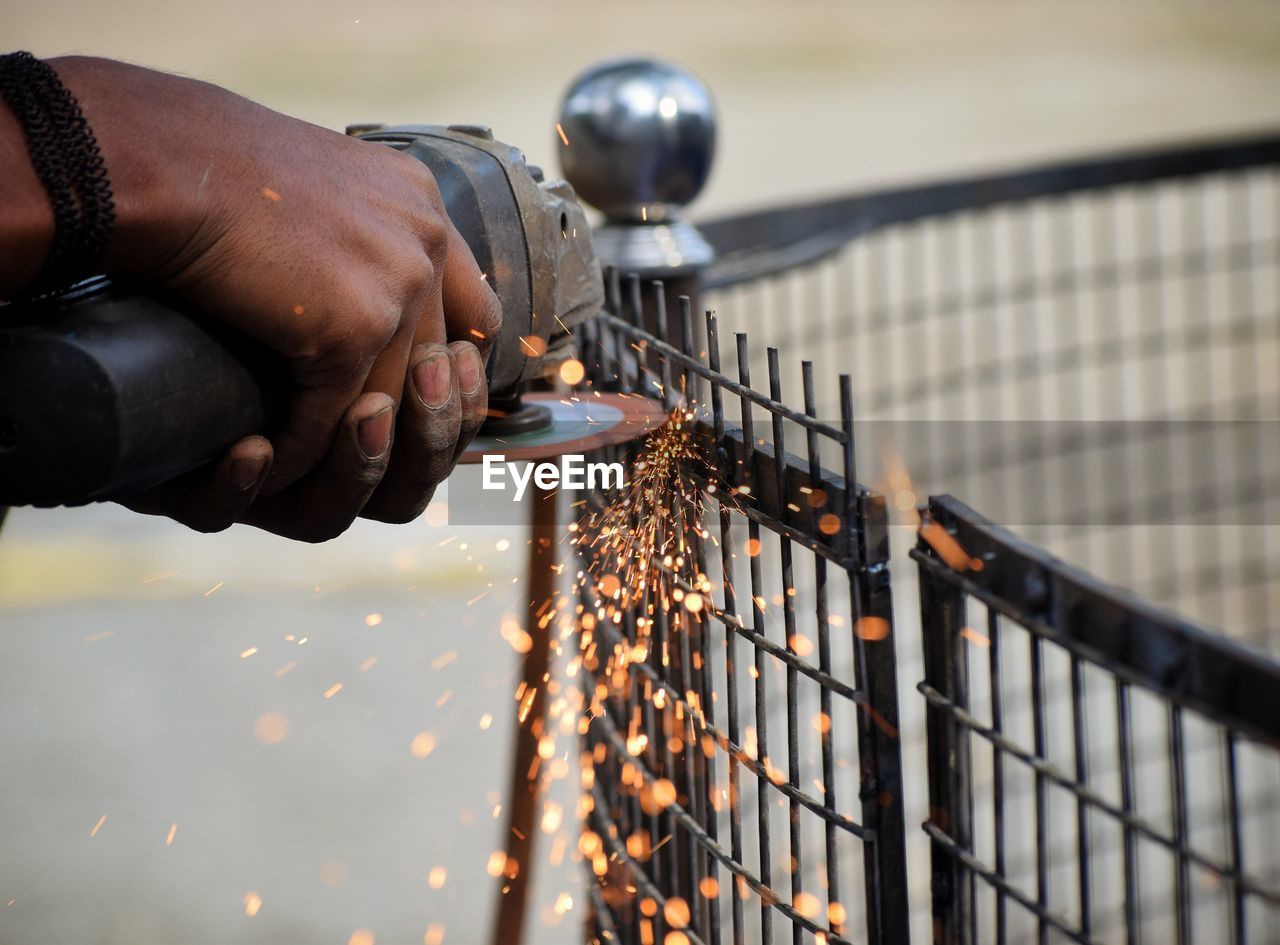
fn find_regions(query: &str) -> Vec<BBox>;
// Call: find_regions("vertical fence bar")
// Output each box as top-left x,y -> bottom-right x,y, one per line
708,311 -> 747,945
918,525 -> 972,945
1116,679 -> 1140,945
767,348 -> 805,945
804,361 -> 844,937
844,375 -> 912,945
737,332 -> 773,945
987,609 -> 1008,945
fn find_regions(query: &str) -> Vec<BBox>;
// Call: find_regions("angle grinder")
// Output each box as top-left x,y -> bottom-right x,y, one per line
0,123 -> 666,507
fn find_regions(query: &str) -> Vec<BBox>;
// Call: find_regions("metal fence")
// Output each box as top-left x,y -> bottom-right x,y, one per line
576,131 -> 1280,945
916,495 -> 1280,945
702,133 -> 1280,646
576,277 -> 909,945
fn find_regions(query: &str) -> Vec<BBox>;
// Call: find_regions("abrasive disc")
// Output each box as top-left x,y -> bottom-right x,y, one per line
459,391 -> 668,464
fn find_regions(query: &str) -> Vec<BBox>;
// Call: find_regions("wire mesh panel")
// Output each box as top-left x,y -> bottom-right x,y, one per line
694,133 -> 1280,942
702,134 -> 1280,649
914,495 -> 1280,945
574,277 -> 910,945
571,132 -> 1280,945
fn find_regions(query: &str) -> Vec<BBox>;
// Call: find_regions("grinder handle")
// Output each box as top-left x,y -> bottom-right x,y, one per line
0,285 -> 278,506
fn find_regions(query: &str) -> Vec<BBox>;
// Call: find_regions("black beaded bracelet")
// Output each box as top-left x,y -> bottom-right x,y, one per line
0,51 -> 115,294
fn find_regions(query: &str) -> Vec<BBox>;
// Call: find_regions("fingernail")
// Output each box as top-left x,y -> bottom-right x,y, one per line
230,456 -> 267,491
358,405 -> 394,459
456,344 -> 483,394
413,350 -> 452,408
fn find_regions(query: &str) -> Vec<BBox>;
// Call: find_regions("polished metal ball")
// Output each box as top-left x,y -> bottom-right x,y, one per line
556,57 -> 716,224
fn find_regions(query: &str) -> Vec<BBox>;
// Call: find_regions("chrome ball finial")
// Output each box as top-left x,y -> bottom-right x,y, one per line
557,57 -> 716,225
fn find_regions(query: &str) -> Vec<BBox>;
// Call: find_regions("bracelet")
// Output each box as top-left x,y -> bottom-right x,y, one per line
0,51 -> 115,294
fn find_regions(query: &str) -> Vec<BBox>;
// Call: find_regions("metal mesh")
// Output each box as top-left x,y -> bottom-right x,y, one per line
915,495 -> 1280,945
575,276 -> 909,945
704,162 -> 1280,648
574,134 -> 1280,945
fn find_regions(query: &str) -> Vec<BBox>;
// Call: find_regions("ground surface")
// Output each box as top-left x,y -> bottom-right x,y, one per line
3,2 -> 1279,943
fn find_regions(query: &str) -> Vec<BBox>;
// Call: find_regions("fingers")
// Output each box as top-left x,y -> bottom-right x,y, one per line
263,305 -> 397,495
250,212 -> 494,508
119,436 -> 273,533
440,223 -> 503,362
267,254 -> 433,497
450,340 -> 488,460
362,342 -> 465,523
242,392 -> 395,542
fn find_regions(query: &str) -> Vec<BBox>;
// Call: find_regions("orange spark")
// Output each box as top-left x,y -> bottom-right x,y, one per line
855,616 -> 891,641
410,732 -> 437,759
254,712 -> 289,745
919,520 -> 981,572
559,359 -> 586,385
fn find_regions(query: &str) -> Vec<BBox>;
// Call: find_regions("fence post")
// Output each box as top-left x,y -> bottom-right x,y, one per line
917,523 -> 973,945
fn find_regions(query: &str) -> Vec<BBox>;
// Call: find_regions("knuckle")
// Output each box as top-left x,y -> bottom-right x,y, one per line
405,255 -> 434,297
419,215 -> 449,261
422,429 -> 460,457
355,304 -> 402,353
457,415 -> 483,444
419,411 -> 461,452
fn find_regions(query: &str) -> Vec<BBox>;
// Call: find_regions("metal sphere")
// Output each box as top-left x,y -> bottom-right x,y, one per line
556,57 -> 716,223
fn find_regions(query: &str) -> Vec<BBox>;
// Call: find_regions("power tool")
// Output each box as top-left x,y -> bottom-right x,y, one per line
0,124 -> 661,507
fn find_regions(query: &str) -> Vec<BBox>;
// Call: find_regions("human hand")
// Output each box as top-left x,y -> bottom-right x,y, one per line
45,57 -> 502,539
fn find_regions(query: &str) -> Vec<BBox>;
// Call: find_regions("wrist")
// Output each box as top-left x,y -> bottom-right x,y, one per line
0,81 -> 53,295
47,56 -> 222,279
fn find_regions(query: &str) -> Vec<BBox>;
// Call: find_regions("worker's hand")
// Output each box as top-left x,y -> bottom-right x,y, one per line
48,57 -> 501,540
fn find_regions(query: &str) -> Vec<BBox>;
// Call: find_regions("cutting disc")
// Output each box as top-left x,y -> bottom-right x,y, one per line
459,391 -> 668,464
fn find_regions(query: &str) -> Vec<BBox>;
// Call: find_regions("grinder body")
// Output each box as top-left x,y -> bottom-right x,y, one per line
0,125 -> 602,506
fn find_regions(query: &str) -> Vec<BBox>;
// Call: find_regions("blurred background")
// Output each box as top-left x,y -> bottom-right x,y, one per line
2,1 -> 1279,943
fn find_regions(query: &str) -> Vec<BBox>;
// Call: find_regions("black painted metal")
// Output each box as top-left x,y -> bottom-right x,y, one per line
915,495 -> 1280,945
698,130 -> 1280,289
579,277 -> 910,945
580,129 -> 1280,945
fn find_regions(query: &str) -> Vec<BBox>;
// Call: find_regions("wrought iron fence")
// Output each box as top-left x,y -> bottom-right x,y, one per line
915,495 -> 1280,945
702,133 -> 1280,646
576,278 -> 909,945
576,130 -> 1280,945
